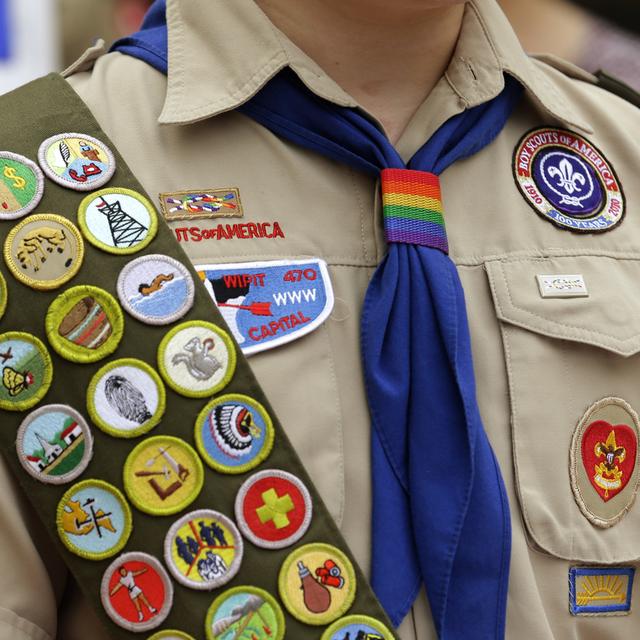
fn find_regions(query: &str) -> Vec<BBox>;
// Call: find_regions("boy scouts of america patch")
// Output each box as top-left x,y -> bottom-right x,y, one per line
570,397 -> 640,528
159,187 -> 243,222
514,128 -> 624,232
197,258 -> 334,355
0,151 -> 44,220
164,509 -> 244,590
569,566 -> 635,616
16,404 -> 93,485
205,586 -> 286,640
321,615 -> 395,640
148,631 -> 195,640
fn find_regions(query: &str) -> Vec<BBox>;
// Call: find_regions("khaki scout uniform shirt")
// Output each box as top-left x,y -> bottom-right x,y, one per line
1,0 -> 640,638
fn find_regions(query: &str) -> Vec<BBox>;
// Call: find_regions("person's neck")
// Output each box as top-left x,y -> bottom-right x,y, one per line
254,1 -> 466,144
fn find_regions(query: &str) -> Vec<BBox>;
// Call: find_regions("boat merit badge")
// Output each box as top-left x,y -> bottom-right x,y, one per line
0,151 -> 45,220
56,479 -> 132,560
321,615 -> 395,640
159,187 -> 243,221
205,586 -> 286,640
17,404 -> 93,484
123,435 -> 204,516
570,397 -> 640,528
569,566 -> 635,616
100,552 -> 173,631
4,214 -> 84,290
38,133 -> 116,191
197,258 -> 334,356
164,509 -> 244,590
235,469 -> 313,549
513,128 -> 624,233
278,543 -> 357,626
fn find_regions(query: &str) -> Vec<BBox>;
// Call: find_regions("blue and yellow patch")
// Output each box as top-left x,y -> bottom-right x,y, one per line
569,567 -> 635,615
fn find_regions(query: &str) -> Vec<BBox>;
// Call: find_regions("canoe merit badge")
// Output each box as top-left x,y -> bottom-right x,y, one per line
569,566 -> 635,616
278,543 -> 356,626
100,552 -> 173,631
514,128 -> 624,233
4,214 -> 84,290
0,151 -> 44,220
195,394 -> 274,475
159,188 -> 243,222
197,258 -> 334,356
56,479 -> 132,560
123,435 -> 204,516
38,133 -> 115,191
164,509 -> 244,590
321,615 -> 395,640
205,586 -> 286,640
570,397 -> 640,528
17,404 -> 93,484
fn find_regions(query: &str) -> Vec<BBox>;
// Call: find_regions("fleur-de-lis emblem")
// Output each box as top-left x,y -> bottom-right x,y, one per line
547,158 -> 586,195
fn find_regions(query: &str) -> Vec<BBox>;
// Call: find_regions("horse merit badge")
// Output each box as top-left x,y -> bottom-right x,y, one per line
0,151 -> 44,220
197,258 -> 334,355
321,615 -> 394,640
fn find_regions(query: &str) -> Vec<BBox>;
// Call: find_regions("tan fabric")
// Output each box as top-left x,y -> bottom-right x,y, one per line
2,0 -> 640,638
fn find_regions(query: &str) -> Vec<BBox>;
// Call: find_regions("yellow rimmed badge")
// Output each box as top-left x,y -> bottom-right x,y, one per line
321,615 -> 395,640
147,631 -> 196,640
0,269 -> 7,320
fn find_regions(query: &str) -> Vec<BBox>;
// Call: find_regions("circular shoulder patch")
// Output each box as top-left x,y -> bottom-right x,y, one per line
38,133 -> 116,191
46,285 -> 124,363
321,615 -> 394,640
17,404 -> 93,484
117,254 -> 194,325
235,469 -> 312,549
514,128 -> 625,233
157,321 -> 236,398
195,394 -> 274,475
78,188 -> 158,254
278,543 -> 356,626
57,478 -> 132,560
147,631 -> 196,640
205,586 -> 286,640
101,552 -> 173,632
0,151 -> 44,220
4,214 -> 84,290
123,435 -> 204,516
0,331 -> 52,411
87,358 -> 165,438
164,509 -> 243,590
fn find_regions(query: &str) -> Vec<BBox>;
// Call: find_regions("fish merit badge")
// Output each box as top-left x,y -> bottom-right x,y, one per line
159,188 -> 243,221
0,151 -> 44,220
321,615 -> 395,640
569,567 -> 635,616
197,259 -> 334,356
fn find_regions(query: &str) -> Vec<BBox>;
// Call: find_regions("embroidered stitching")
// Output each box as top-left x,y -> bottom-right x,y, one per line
320,615 -> 395,640
0,151 -> 45,220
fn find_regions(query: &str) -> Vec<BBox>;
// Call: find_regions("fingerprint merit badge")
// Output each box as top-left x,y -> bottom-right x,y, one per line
0,151 -> 44,220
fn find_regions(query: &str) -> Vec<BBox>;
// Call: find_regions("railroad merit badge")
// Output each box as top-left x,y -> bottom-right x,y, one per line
514,128 -> 624,232
197,258 -> 334,355
0,151 -> 44,220
569,567 -> 635,616
159,187 -> 243,221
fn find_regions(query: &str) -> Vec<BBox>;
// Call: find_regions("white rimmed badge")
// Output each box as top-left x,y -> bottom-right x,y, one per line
0,151 -> 45,220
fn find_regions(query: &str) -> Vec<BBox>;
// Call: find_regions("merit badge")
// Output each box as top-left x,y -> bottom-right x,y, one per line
235,469 -> 312,549
101,552 -> 173,631
205,586 -> 286,640
117,254 -> 195,325
514,128 -> 624,233
279,543 -> 357,626
4,214 -> 84,290
38,133 -> 115,191
570,397 -> 640,528
164,509 -> 244,590
56,479 -> 132,560
0,270 -> 6,321
17,404 -> 93,484
569,566 -> 635,616
197,258 -> 334,356
123,435 -> 204,516
148,632 -> 196,640
321,615 -> 395,640
46,285 -> 124,363
0,332 -> 52,411
157,321 -> 236,398
0,151 -> 44,220
78,188 -> 158,255
159,187 -> 243,222
87,358 -> 166,438
195,394 -> 274,475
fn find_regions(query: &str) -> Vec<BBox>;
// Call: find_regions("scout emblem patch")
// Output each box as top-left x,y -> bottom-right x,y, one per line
56,479 -> 132,560
514,128 -> 624,232
0,151 -> 44,219
570,397 -> 640,527
17,404 -> 93,484
197,259 -> 334,355
100,552 -> 173,631
117,254 -> 195,325
4,213 -> 84,290
195,394 -> 274,474
321,615 -> 395,640
38,133 -> 116,191
87,358 -> 166,438
123,435 -> 204,516
569,567 -> 635,616
235,469 -> 313,549
279,543 -> 357,626
205,586 -> 286,640
159,187 -> 243,221
148,632 -> 195,640
0,331 -> 52,411
164,509 -> 244,590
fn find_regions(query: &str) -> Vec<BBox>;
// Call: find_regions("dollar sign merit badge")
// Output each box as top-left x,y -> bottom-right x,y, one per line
3,166 -> 26,190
